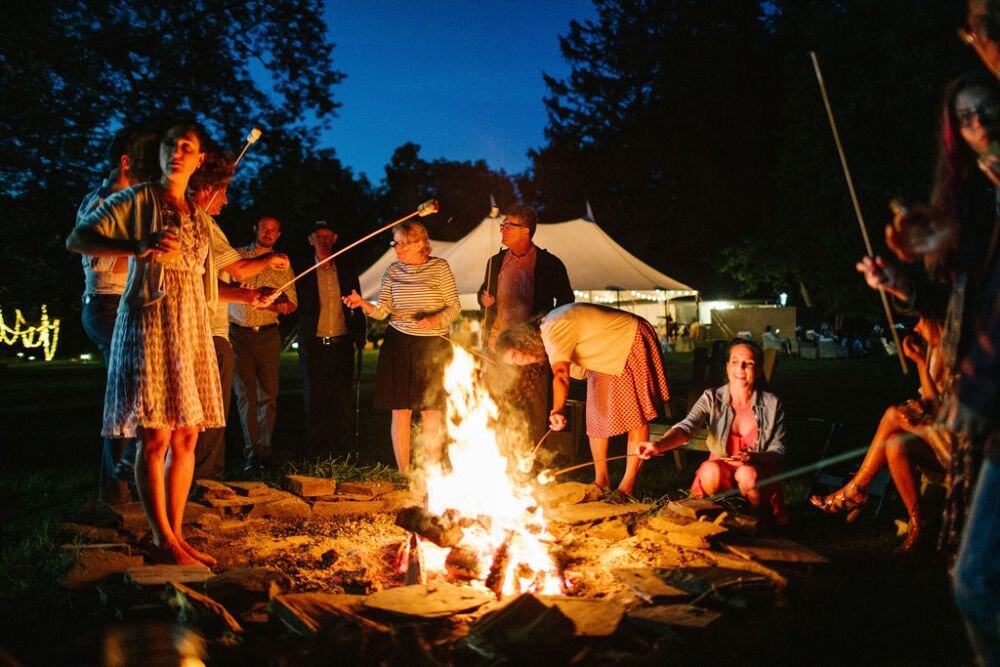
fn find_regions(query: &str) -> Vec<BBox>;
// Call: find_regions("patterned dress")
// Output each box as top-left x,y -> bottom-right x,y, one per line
92,187 -> 225,438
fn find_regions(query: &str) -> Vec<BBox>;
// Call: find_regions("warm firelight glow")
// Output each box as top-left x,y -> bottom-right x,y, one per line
420,346 -> 563,596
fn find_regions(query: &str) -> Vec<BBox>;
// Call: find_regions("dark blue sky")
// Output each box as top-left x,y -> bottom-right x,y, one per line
321,1 -> 598,184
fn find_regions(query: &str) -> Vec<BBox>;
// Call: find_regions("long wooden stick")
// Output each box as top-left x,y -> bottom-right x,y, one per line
273,200 -> 439,294
541,454 -> 638,481
205,128 -> 262,211
809,51 -> 908,375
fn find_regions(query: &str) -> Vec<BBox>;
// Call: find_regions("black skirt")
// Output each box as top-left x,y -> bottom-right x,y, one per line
374,325 -> 453,411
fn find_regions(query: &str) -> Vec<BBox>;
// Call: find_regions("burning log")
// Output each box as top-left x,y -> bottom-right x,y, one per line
445,545 -> 484,581
485,531 -> 515,598
395,507 -> 464,548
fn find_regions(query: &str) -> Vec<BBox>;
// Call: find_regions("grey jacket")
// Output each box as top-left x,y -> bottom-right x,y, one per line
673,385 -> 787,458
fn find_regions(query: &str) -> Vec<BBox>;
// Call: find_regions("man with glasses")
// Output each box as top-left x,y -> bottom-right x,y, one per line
478,204 -> 574,443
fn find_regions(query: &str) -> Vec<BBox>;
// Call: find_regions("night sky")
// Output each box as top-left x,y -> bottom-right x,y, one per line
321,1 -> 598,183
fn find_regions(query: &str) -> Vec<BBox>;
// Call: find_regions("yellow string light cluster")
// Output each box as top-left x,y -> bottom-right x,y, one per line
0,304 -> 60,361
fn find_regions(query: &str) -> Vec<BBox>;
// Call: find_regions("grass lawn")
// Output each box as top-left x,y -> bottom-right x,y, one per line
0,348 -> 971,664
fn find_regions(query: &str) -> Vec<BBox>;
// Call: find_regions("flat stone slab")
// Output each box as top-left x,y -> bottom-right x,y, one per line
364,583 -> 493,618
536,481 -> 602,508
272,592 -> 389,638
645,515 -> 728,538
336,480 -> 396,498
628,603 -> 722,629
226,481 -> 272,497
665,499 -> 723,519
247,496 -> 313,521
545,501 -> 653,525
124,564 -> 212,587
536,595 -> 625,637
286,475 -> 337,497
720,537 -> 828,564
587,518 -> 631,542
201,490 -> 289,508
193,479 -> 237,499
612,568 -> 688,601
62,548 -> 144,590
312,500 -> 385,519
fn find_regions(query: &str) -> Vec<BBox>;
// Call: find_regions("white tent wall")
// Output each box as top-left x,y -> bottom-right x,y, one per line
359,216 -> 698,322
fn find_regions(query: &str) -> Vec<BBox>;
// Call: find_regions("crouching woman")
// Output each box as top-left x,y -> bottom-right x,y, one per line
637,339 -> 788,525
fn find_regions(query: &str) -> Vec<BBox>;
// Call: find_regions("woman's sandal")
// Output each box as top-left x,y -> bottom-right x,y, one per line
809,482 -> 869,523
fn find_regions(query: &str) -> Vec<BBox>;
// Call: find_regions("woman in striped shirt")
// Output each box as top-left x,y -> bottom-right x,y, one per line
343,221 -> 460,473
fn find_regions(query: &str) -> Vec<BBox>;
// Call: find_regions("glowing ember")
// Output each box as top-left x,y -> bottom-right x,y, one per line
419,346 -> 563,596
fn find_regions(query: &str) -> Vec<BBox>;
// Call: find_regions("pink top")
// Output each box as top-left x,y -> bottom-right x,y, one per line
725,404 -> 758,458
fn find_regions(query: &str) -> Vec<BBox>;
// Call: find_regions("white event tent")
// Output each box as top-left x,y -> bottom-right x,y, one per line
359,216 -> 698,320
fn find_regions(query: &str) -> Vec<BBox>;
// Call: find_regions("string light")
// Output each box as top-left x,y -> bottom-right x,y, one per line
0,304 -> 60,361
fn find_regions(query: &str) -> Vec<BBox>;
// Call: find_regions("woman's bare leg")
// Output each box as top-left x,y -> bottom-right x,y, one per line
165,427 -> 214,567
886,433 -> 943,551
734,464 -> 762,509
617,424 -> 649,496
694,460 -> 728,497
589,437 -> 611,490
391,409 -> 413,473
135,427 -> 196,565
420,410 -> 443,466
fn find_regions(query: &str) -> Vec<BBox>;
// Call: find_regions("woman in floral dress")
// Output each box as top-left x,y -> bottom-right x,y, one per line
67,120 -> 225,567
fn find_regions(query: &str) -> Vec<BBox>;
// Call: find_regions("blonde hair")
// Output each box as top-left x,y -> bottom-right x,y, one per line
395,221 -> 432,260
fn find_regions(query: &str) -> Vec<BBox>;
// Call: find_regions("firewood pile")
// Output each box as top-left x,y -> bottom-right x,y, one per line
59,476 -> 828,664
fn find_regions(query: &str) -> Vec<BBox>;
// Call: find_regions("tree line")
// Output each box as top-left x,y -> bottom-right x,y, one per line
0,0 -> 982,353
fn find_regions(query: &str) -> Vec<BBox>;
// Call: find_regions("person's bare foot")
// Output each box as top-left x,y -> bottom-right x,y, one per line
150,540 -> 200,566
179,539 -> 217,568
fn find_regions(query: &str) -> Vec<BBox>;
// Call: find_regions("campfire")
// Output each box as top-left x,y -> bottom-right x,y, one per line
396,346 -> 563,597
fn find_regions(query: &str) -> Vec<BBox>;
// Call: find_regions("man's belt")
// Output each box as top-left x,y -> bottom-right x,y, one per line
231,322 -> 279,333
317,334 -> 349,346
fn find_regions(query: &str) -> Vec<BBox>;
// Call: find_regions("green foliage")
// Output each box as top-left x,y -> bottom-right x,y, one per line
378,143 -> 518,242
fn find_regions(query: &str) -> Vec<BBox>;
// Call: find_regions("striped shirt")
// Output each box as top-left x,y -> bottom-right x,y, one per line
370,257 -> 460,336
76,184 -> 128,295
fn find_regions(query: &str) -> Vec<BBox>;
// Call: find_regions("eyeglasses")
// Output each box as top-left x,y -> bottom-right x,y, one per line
499,221 -> 528,230
390,239 -> 413,248
956,99 -> 1000,128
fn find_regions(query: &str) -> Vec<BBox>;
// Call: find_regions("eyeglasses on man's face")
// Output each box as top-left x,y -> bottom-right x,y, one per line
390,239 -> 414,248
499,221 -> 528,231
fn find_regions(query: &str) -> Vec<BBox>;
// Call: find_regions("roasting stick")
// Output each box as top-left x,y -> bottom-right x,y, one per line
810,51 -> 908,374
537,454 -> 639,484
273,199 -> 440,295
204,127 -> 262,211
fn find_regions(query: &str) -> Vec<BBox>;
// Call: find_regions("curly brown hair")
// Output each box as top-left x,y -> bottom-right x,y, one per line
189,146 -> 235,194
495,322 -> 546,360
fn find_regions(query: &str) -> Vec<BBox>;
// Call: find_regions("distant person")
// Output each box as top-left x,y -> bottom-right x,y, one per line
295,221 -> 366,459
76,123 -> 158,505
67,119 -> 225,567
478,204 -> 573,444
188,150 -> 290,481
343,221 -> 460,473
638,339 -> 788,527
229,216 -> 297,472
761,325 -> 791,354
809,319 -> 952,553
497,303 -> 669,498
